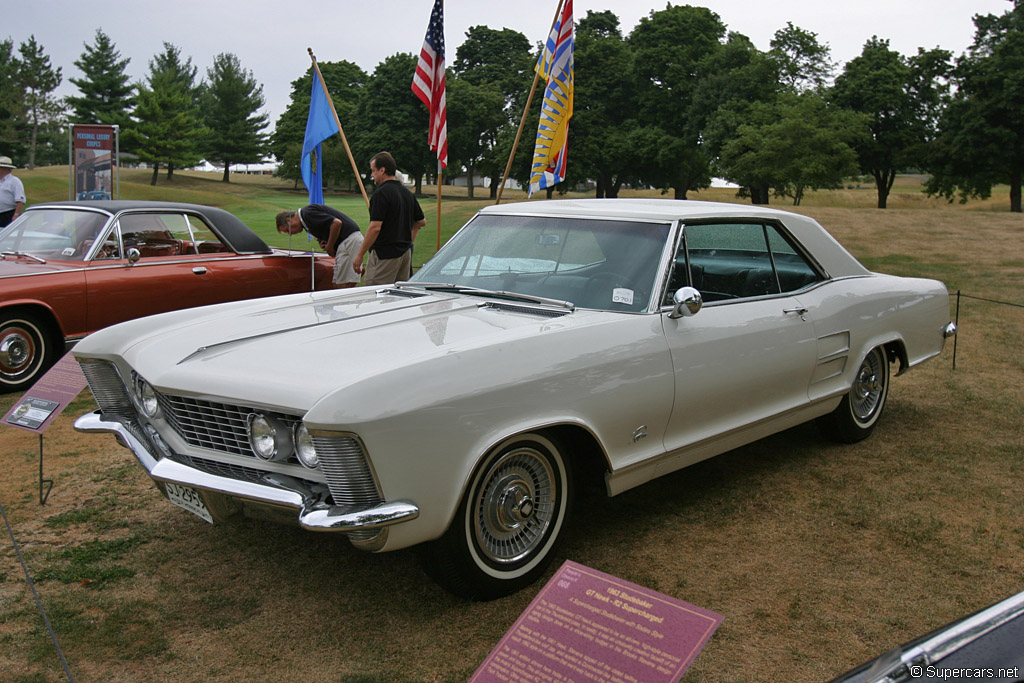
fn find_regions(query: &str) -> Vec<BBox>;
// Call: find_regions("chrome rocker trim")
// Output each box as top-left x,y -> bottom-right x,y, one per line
73,410 -> 419,537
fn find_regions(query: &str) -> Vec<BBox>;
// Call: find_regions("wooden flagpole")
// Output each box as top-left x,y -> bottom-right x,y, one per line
495,0 -> 565,205
308,48 -> 370,208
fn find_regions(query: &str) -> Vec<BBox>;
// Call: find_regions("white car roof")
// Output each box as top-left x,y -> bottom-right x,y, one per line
480,198 -> 869,278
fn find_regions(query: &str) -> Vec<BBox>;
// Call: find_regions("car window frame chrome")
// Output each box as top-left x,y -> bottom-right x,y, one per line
84,210 -> 232,264
658,217 -> 833,315
411,211 -> 677,315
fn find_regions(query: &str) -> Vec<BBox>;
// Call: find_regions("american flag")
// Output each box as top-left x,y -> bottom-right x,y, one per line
412,0 -> 447,169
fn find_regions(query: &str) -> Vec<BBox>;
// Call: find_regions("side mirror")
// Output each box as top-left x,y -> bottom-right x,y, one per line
126,247 -> 141,264
668,286 -> 702,319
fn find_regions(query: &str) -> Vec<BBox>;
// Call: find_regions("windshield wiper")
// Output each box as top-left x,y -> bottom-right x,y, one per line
1,251 -> 46,264
395,281 -> 575,311
394,281 -> 459,291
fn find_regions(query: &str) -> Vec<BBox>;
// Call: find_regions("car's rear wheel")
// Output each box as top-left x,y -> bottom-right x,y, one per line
819,346 -> 890,443
421,432 -> 573,600
0,312 -> 57,393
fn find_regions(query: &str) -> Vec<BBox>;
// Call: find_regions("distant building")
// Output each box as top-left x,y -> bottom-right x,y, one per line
193,160 -> 278,175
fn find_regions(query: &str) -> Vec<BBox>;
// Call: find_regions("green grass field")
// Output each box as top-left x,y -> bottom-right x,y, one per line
15,165 -> 1015,269
1,166 -> 1022,682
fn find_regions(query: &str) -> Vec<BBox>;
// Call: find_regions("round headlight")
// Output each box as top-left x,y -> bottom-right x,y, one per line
133,376 -> 159,417
247,413 -> 294,462
247,413 -> 277,460
293,423 -> 318,469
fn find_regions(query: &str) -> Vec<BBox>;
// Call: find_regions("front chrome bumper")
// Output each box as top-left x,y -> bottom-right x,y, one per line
74,410 -> 419,547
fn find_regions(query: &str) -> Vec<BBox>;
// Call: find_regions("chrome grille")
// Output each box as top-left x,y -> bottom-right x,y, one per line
81,369 -> 382,512
312,434 -> 382,510
79,360 -> 134,416
173,453 -> 268,484
157,394 -> 300,457
78,359 -> 151,446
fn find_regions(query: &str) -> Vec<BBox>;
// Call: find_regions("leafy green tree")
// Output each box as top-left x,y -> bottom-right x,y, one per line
695,31 -> 781,203
927,2 -> 1024,212
200,53 -> 269,183
568,10 -> 638,198
453,26 -> 533,109
0,39 -> 27,157
770,22 -> 834,92
275,141 -> 303,189
720,93 -> 864,205
628,4 -> 727,198
271,60 -> 367,188
452,26 -> 533,198
446,77 -> 505,198
832,37 -> 950,208
351,53 -> 433,193
129,46 -> 207,186
18,35 -> 63,169
67,30 -> 135,130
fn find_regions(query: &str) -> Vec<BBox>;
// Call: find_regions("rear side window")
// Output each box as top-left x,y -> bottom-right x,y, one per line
108,213 -> 231,259
664,222 -> 819,304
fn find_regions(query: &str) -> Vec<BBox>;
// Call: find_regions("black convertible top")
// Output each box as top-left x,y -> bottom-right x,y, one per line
30,200 -> 272,254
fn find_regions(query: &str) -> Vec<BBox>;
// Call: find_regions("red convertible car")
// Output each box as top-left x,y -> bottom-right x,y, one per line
0,200 -> 336,392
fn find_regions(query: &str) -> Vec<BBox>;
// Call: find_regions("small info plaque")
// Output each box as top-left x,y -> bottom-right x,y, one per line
4,351 -> 88,434
471,560 -> 723,683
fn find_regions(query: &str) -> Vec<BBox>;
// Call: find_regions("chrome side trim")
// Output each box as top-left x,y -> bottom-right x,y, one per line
0,253 -> 285,279
73,410 -> 419,534
607,396 -> 842,496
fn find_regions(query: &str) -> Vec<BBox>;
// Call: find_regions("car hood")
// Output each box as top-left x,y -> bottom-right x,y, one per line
75,286 -> 597,413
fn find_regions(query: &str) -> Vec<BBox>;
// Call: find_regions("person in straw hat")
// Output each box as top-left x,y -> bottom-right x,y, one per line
0,156 -> 26,227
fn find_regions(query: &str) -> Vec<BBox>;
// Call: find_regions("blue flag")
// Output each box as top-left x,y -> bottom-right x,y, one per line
301,74 -> 340,205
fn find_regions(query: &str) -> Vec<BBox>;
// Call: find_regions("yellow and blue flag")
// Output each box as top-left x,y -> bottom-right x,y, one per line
529,0 -> 574,196
301,71 -> 340,205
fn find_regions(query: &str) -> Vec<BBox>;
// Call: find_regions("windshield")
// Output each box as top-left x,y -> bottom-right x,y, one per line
411,214 -> 671,312
0,209 -> 110,262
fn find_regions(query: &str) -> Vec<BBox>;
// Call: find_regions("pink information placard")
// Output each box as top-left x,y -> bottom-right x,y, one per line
4,351 -> 88,434
471,560 -> 723,682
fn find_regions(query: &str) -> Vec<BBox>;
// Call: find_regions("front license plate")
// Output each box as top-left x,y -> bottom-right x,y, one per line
164,483 -> 214,524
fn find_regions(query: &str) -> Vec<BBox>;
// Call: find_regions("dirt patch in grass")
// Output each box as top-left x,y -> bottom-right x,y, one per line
1,205 -> 1022,682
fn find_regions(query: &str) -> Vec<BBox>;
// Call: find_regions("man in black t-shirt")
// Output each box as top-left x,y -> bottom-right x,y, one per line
276,204 -> 364,288
353,151 -> 425,286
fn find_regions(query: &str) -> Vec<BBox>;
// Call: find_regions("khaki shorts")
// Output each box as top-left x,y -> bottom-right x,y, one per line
332,231 -> 364,285
364,248 -> 412,286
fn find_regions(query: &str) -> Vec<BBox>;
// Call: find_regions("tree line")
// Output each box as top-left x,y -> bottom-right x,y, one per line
1,30 -> 267,184
1,2 -> 1021,211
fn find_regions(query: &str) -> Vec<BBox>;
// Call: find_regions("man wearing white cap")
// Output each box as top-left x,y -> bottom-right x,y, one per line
0,156 -> 26,227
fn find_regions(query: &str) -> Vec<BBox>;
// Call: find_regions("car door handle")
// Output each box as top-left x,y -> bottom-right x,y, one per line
192,267 -> 207,275
783,306 -> 808,315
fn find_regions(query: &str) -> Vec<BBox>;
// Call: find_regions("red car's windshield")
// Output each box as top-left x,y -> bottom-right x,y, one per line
0,209 -> 110,262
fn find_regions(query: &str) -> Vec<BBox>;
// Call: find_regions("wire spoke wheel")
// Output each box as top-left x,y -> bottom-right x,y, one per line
850,348 -> 886,423
819,345 -> 890,443
473,447 -> 555,565
422,432 -> 573,600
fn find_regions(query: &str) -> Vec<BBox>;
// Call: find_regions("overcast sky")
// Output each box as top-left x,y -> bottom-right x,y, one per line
5,0 -> 1012,132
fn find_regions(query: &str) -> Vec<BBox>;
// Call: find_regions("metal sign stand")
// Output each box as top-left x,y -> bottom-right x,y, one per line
39,435 -> 53,505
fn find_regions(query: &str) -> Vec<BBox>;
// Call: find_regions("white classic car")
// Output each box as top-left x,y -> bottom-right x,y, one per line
74,199 -> 955,599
